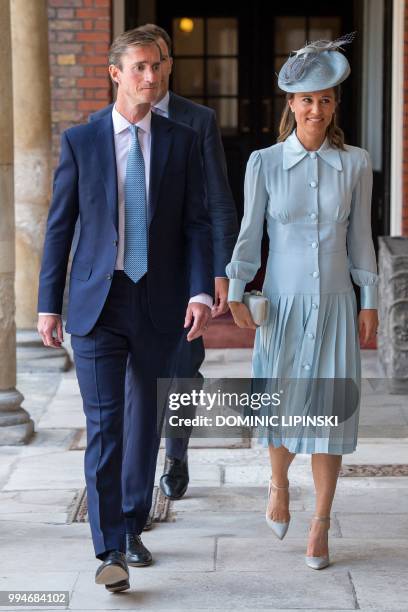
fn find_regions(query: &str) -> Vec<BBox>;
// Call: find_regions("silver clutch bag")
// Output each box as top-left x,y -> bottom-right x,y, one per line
243,290 -> 270,326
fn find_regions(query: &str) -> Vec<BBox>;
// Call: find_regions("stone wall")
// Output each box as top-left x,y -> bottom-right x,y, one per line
47,0 -> 113,167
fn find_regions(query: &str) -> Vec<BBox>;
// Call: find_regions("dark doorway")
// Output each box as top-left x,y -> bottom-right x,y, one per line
126,0 -> 391,244
155,2 -> 358,217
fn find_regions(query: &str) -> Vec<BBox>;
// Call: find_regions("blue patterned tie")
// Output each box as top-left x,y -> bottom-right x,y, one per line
124,125 -> 148,283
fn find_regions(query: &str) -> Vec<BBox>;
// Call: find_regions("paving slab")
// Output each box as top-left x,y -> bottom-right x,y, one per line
70,569 -> 357,610
351,569 -> 408,610
337,476 -> 408,489
0,530 -> 93,572
330,487 -> 408,513
164,510 -> 341,539
17,429 -> 78,456
160,446 -> 277,465
154,462 -> 222,487
0,526 -> 210,574
0,448 -> 22,488
0,521 -> 91,544
0,489 -> 77,524
216,537 -> 408,573
0,572 -> 78,611
3,451 -> 85,491
341,441 -> 408,464
359,406 -> 407,425
335,512 -> 408,538
171,486 -> 304,513
37,400 -> 85,430
359,394 -> 408,407
222,463 -> 320,486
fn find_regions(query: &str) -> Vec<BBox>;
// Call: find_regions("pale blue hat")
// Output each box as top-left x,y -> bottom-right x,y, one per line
278,33 -> 354,93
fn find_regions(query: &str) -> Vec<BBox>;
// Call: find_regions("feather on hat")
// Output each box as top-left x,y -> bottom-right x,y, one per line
278,32 -> 355,93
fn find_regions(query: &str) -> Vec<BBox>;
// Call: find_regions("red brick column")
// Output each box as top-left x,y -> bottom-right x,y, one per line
47,0 -> 112,167
403,1 -> 408,235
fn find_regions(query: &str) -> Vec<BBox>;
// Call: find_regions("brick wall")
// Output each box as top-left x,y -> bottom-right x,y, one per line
47,0 -> 113,167
403,1 -> 408,235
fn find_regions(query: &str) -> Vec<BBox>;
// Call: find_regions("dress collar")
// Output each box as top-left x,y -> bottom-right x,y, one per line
282,130 -> 342,171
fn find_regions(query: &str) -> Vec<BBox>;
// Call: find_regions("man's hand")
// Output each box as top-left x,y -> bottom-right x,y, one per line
212,278 -> 229,318
229,301 -> 257,330
37,315 -> 64,348
184,303 -> 211,342
358,309 -> 378,345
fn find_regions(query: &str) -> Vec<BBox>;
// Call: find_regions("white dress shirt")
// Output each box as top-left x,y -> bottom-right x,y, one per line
152,90 -> 170,117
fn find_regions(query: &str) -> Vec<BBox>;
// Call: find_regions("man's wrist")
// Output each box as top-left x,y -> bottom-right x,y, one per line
189,294 -> 213,308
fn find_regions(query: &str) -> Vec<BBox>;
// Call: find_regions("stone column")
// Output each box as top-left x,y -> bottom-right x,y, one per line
378,236 -> 408,393
11,0 -> 51,329
0,0 -> 34,445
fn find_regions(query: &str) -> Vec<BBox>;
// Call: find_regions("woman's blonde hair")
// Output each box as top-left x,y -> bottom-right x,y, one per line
277,87 -> 345,150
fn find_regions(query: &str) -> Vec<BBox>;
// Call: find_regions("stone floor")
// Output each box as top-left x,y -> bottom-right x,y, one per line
0,346 -> 407,610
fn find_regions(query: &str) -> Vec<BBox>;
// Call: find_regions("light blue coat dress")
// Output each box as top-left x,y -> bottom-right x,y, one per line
226,130 -> 378,455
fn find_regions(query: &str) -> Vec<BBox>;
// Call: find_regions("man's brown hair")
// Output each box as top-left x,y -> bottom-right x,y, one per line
108,28 -> 162,70
136,23 -> 173,55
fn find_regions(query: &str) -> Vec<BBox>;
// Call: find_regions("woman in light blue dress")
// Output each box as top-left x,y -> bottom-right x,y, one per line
227,36 -> 379,569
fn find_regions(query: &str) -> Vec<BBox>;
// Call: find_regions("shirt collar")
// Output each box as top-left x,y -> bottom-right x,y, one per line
153,90 -> 170,116
112,105 -> 152,135
282,130 -> 342,171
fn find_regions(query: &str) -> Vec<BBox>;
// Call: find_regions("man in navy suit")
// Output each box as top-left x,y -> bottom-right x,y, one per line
90,24 -> 238,510
37,30 -> 213,592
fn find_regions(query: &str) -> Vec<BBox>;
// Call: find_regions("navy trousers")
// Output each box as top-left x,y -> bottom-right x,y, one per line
71,272 -> 182,558
164,336 -> 205,460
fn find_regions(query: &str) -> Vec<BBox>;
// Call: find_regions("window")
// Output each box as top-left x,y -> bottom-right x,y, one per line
172,17 -> 239,134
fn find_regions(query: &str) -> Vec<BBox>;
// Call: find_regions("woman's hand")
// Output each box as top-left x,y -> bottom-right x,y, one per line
229,301 -> 257,329
358,309 -> 378,345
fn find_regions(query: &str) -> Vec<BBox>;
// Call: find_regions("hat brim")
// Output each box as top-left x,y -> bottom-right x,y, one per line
277,52 -> 351,93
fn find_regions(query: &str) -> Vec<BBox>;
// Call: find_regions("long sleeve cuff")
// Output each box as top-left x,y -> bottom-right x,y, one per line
38,313 -> 61,316
189,294 -> 213,308
360,285 -> 378,309
227,279 -> 246,302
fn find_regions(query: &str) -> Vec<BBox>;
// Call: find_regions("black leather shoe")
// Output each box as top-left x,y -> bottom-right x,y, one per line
105,578 -> 130,593
143,514 -> 153,531
159,455 -> 189,500
126,533 -> 153,567
95,551 -> 129,592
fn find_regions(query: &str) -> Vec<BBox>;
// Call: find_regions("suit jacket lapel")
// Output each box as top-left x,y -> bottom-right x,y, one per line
94,112 -> 118,229
149,113 -> 172,226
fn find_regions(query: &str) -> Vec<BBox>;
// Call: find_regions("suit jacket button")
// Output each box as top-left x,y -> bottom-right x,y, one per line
107,274 -> 112,280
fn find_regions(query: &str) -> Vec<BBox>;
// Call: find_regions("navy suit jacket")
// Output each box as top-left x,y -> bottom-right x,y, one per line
90,93 -> 238,276
38,111 -> 213,336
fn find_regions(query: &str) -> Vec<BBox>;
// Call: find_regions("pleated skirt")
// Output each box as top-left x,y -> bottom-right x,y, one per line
252,290 -> 361,454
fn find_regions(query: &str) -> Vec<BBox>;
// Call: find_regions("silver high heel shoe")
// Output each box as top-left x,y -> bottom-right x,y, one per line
265,479 -> 290,540
305,516 -> 331,569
